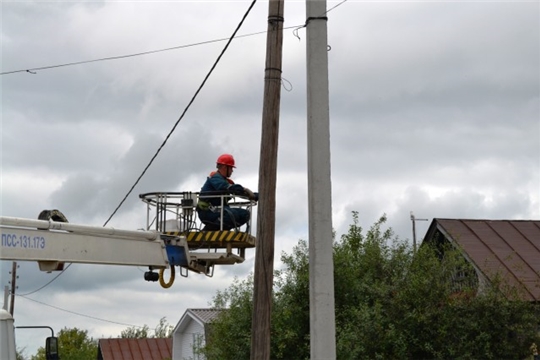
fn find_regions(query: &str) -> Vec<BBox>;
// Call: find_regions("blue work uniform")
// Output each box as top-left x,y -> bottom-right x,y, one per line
197,172 -> 250,230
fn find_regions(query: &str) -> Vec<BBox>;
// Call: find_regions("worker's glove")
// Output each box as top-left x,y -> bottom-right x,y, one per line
229,184 -> 245,195
244,188 -> 258,201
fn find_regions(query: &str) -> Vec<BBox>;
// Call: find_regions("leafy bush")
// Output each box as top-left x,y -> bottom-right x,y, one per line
203,212 -> 539,359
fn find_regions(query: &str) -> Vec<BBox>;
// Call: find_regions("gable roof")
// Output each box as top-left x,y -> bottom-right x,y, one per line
173,308 -> 223,333
188,308 -> 222,323
423,219 -> 540,301
97,338 -> 172,360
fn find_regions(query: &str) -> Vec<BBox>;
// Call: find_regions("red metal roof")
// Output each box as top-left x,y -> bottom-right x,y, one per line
425,219 -> 540,301
97,338 -> 172,360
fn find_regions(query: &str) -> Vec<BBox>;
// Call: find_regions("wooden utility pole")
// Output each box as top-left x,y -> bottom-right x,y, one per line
9,262 -> 17,316
3,286 -> 9,311
250,0 -> 284,359
306,0 -> 336,358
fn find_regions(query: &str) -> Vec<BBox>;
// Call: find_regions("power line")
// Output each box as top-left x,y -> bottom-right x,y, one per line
102,1 -> 348,226
102,0 -> 258,227
13,0 -> 260,296
0,14 -> 345,77
1,1 -> 348,76
327,0 -> 348,14
0,29 -> 270,76
11,0 -> 348,294
17,294 -> 149,330
17,264 -> 72,297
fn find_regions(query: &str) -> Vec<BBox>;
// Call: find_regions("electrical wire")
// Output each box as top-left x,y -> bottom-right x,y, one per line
327,0 -> 348,14
17,263 -> 73,296
17,293 -> 151,330
102,0 -> 258,227
1,30 -> 269,76
0,0 -> 347,77
10,0 -> 348,295
13,1 -> 260,297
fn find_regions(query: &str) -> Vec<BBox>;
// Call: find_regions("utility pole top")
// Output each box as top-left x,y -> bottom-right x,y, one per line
410,211 -> 428,252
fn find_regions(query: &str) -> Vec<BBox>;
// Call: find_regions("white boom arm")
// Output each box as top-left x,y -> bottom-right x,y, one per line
0,215 -> 244,277
0,216 -> 170,271
0,195 -> 255,360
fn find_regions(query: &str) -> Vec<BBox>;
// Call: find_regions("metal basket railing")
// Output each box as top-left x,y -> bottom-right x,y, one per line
139,191 -> 255,234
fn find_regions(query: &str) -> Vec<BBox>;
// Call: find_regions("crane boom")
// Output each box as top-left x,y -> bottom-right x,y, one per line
0,216 -> 169,271
0,191 -> 257,359
1,190 -> 257,279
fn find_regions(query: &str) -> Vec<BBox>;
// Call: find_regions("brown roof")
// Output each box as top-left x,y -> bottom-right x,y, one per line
424,219 -> 540,301
188,308 -> 222,323
173,308 -> 224,335
97,338 -> 172,360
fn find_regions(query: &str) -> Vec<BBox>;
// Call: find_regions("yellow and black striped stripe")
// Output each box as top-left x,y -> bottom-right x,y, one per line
163,230 -> 256,249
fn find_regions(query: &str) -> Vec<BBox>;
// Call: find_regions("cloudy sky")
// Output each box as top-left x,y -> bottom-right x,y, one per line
1,0 -> 539,356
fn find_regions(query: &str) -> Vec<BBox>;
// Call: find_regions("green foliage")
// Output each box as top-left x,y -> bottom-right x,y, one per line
29,318 -> 173,359
203,276 -> 254,359
120,317 -> 173,338
31,327 -> 97,360
153,317 -> 174,338
121,324 -> 150,338
203,211 -> 540,359
16,348 -> 27,360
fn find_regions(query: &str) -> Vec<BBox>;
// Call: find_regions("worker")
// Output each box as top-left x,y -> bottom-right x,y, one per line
197,154 -> 258,231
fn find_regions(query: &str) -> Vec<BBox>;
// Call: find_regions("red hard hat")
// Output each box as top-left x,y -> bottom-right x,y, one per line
216,154 -> 236,168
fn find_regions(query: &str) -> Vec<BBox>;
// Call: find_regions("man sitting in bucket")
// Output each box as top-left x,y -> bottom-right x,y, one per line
197,154 -> 258,231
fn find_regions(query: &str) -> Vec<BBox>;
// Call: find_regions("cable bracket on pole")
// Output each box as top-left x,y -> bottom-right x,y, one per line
264,67 -> 282,73
264,67 -> 283,81
268,15 -> 284,24
305,16 -> 328,26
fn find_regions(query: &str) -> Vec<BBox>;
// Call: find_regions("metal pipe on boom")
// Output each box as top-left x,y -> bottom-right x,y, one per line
0,216 -> 159,241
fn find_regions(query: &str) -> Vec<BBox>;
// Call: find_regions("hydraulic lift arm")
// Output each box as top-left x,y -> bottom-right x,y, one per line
0,191 -> 256,360
0,216 -> 169,271
1,191 -> 257,284
0,213 -> 250,283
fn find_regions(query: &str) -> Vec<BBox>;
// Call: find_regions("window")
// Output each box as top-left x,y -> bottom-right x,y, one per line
192,333 -> 204,360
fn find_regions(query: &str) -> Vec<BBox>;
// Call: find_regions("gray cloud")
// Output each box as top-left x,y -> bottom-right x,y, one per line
1,1 -> 538,356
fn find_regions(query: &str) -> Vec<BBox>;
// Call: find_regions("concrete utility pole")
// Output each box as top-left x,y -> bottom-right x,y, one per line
410,211 -> 428,252
250,0 -> 284,359
306,0 -> 336,359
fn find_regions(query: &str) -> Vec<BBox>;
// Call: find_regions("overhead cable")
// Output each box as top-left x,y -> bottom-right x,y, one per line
1,1 -> 348,76
17,263 -> 72,296
0,28 -> 267,76
1,0 -> 346,78
17,294 -> 150,330
102,0 -> 258,227
13,0 -> 348,295
13,1 -> 260,296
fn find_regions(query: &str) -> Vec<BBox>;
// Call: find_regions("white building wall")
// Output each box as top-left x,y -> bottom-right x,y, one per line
173,318 -> 205,360
172,328 -> 183,360
0,309 -> 16,360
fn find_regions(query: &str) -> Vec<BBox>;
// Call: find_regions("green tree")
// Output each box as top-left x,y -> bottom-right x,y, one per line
203,276 -> 254,359
16,347 -> 28,360
120,317 -> 173,338
202,212 -> 540,359
153,317 -> 174,338
120,324 -> 150,338
31,327 -> 97,360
